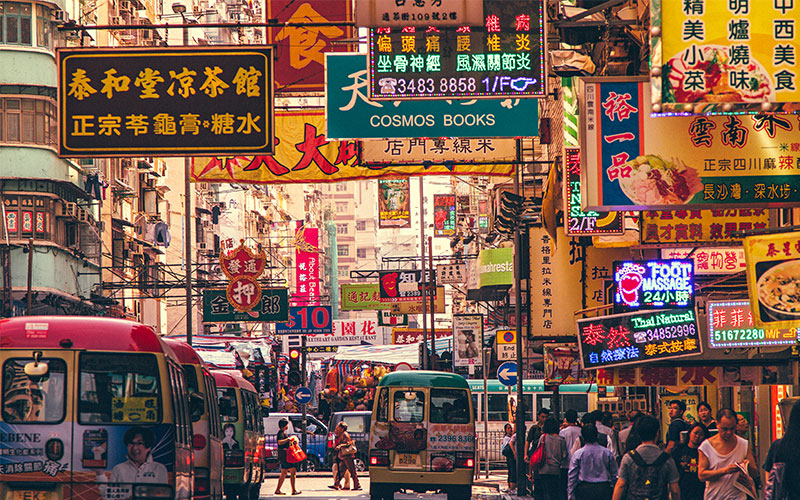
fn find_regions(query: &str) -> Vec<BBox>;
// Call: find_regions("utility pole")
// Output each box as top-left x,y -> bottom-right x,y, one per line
26,239 -> 33,315
300,335 -> 308,470
419,177 -> 428,370
428,235 -> 435,370
513,142 -> 527,496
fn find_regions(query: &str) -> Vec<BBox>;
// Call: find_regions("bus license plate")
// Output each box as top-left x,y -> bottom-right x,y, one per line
394,453 -> 420,468
13,492 -> 50,500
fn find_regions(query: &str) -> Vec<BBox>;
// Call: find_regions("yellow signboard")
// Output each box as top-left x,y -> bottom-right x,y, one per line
744,232 -> 800,328
192,110 -> 515,184
641,209 -> 769,244
391,287 -> 446,314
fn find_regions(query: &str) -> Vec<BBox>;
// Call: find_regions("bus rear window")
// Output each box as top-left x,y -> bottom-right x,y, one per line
430,389 -> 470,424
2,358 -> 66,423
217,387 -> 238,422
393,390 -> 424,423
78,353 -> 162,424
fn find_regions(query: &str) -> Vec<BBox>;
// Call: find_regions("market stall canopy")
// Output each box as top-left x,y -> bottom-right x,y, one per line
163,334 -> 273,368
333,336 -> 453,367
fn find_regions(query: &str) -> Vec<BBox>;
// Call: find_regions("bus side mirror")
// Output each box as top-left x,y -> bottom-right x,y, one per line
189,392 -> 205,422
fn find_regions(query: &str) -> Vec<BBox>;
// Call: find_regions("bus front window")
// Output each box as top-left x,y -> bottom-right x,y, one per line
2,358 -> 66,423
78,353 -> 162,424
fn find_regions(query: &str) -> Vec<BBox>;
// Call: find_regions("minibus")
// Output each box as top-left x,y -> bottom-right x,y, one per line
369,371 -> 474,500
0,316 -> 193,500
163,340 -> 223,500
212,370 -> 264,500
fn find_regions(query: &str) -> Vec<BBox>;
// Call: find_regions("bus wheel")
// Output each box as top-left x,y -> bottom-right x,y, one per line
446,486 -> 471,500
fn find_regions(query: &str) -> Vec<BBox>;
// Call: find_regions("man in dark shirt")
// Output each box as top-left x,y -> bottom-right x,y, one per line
665,401 -> 688,454
526,408 -> 550,460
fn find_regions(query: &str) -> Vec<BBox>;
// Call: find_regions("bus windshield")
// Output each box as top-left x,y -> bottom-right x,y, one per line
218,387 -> 238,422
2,358 -> 66,423
78,353 -> 162,424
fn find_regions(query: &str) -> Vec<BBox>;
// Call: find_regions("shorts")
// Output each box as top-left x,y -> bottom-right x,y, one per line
280,458 -> 295,470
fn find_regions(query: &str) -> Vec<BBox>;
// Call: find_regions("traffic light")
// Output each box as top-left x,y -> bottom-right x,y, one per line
287,348 -> 302,386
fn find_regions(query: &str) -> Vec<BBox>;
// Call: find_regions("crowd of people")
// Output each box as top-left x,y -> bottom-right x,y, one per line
503,401 -> 799,500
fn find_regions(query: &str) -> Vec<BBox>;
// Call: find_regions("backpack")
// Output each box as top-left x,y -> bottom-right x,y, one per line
625,450 -> 671,500
763,463 -> 788,500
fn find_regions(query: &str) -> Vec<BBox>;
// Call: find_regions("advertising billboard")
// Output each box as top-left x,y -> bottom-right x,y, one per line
707,300 -> 799,348
378,178 -> 411,228
433,194 -> 457,237
613,260 -> 695,312
452,314 -> 483,367
743,231 -> 800,328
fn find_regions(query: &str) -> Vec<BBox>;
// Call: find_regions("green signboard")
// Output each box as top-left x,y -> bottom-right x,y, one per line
341,283 -> 389,311
478,247 -> 513,288
202,288 -> 289,323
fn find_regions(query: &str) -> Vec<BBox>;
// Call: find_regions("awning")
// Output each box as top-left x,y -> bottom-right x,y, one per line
112,217 -> 135,228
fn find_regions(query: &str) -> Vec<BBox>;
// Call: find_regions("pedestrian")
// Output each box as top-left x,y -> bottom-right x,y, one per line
671,422 -> 709,500
612,415 -> 680,500
329,422 -> 361,491
568,424 -> 618,500
560,409 -> 582,462
697,409 -> 758,500
619,410 -> 643,455
274,418 -> 301,495
697,402 -> 717,431
762,401 -> 799,500
502,423 -> 518,494
535,417 -> 569,500
665,400 -> 688,454
527,408 -> 550,478
599,411 -> 620,461
571,411 -> 611,456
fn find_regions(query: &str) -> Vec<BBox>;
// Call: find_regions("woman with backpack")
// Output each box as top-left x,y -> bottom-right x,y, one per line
762,401 -> 799,500
535,417 -> 569,500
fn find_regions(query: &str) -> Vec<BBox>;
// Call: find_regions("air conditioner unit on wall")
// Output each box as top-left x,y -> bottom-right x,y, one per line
53,10 -> 69,22
199,242 -> 208,250
77,208 -> 89,222
65,202 -> 77,217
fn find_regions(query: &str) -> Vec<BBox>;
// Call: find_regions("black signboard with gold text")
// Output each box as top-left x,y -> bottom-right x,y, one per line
58,46 -> 274,157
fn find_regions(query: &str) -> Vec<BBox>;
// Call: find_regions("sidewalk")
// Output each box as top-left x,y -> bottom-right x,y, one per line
473,473 -> 534,500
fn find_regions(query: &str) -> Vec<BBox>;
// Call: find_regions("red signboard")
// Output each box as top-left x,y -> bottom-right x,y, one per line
294,223 -> 320,305
220,241 -> 268,312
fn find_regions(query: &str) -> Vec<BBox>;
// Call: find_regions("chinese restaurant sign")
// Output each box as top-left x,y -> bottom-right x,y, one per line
266,0 -> 353,92
378,178 -> 411,228
362,137 -> 516,165
661,247 -> 747,275
294,224 -> 320,305
652,0 -> 800,114
744,232 -> 800,329
581,77 -> 800,210
707,300 -> 799,349
306,319 -> 380,346
325,53 -> 539,139
58,47 -> 274,157
613,260 -> 694,312
577,308 -> 702,370
220,240 -> 268,312
340,283 -> 389,310
563,147 -> 623,236
379,269 -> 434,303
641,209 -> 769,244
367,0 -> 546,100
433,194 -> 457,237
202,288 -> 289,323
356,0 -> 484,27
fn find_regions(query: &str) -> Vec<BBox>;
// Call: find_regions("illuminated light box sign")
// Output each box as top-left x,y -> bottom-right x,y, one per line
577,308 -> 703,370
707,300 -> 799,349
563,147 -> 623,236
433,194 -> 457,237
367,0 -> 546,100
613,260 -> 694,312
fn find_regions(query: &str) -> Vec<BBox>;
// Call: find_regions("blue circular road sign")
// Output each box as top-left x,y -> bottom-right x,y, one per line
497,361 -> 518,387
294,386 -> 312,405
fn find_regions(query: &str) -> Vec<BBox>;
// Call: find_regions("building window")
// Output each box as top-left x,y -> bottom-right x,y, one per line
356,220 -> 367,231
357,248 -> 367,259
336,183 -> 347,192
335,202 -> 348,213
337,244 -> 349,256
0,96 -> 57,147
36,5 -> 50,48
338,267 -> 349,277
3,2 -> 33,45
336,223 -> 347,235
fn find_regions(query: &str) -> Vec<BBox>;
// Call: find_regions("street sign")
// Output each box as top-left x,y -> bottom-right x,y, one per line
497,361 -> 517,387
496,329 -> 517,361
202,288 -> 289,323
276,306 -> 333,335
436,263 -> 466,285
304,345 -> 338,354
294,386 -> 312,405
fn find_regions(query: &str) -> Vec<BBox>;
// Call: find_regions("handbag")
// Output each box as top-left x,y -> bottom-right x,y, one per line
338,441 -> 358,459
286,442 -> 307,464
529,438 -> 547,470
502,443 -> 514,458
763,462 -> 787,500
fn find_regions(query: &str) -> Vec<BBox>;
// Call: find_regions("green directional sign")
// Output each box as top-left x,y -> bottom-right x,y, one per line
202,288 -> 289,323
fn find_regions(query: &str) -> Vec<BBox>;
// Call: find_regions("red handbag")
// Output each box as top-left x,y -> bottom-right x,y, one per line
287,442 -> 307,464
529,440 -> 546,470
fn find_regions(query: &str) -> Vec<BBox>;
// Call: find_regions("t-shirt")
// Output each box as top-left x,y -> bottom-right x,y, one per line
277,429 -> 289,461
666,418 -> 688,446
559,425 -> 581,460
618,443 -> 679,485
671,444 -> 705,500
698,436 -> 748,500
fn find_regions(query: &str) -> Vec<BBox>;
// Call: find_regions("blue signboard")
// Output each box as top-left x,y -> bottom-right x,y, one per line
276,306 -> 333,335
325,53 -> 539,140
294,387 -> 313,405
613,259 -> 694,312
497,361 -> 518,387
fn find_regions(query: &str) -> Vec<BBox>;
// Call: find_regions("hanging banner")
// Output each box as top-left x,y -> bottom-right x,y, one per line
266,0 -> 354,92
744,232 -> 800,328
433,194 -> 457,237
294,224 -> 320,305
340,283 -> 389,310
641,209 -> 769,244
452,314 -> 483,367
651,0 -> 800,115
325,53 -> 539,140
707,300 -> 799,349
530,230 -> 582,337
361,137 -> 517,165
378,178 -> 411,228
580,77 -> 800,211
564,147 -> 624,236
661,247 -> 747,275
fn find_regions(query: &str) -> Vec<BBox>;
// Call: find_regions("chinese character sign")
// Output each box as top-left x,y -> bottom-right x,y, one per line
529,229 -> 582,337
306,319 -> 380,346
433,194 -> 456,237
379,269 -> 433,303
613,260 -> 694,312
202,288 -> 289,323
581,77 -> 800,210
641,209 -> 769,243
660,247 -> 747,275
294,223 -> 320,305
543,344 -> 592,385
220,240 -> 268,312
653,0 -> 800,113
340,283 -> 389,310
563,147 -> 623,236
367,0 -> 546,99
452,314 -> 483,367
744,231 -> 800,328
378,178 -> 411,228
391,328 -> 451,344
355,0 -> 484,28
707,300 -> 799,348
577,309 -> 703,370
362,137 -> 517,166
58,47 -> 274,157
266,0 -> 354,92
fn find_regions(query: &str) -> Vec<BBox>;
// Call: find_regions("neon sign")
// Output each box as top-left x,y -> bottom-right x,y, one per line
707,301 -> 799,349
577,308 -> 702,370
433,194 -> 457,237
613,259 -> 694,312
367,0 -> 546,100
564,147 -> 624,236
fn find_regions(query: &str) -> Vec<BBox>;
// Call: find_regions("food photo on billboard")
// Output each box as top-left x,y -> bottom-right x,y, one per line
744,232 -> 800,329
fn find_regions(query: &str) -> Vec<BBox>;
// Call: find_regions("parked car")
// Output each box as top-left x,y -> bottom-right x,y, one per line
325,411 -> 372,471
262,444 -> 280,472
264,413 -> 329,471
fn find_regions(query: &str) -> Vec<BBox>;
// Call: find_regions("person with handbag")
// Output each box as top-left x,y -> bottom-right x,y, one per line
328,422 -> 361,491
537,417 -> 569,500
274,418 -> 301,495
501,423 -> 518,494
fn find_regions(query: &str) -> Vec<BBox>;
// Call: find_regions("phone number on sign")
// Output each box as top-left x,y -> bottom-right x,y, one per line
713,328 -> 766,342
635,323 -> 696,343
391,77 -> 477,95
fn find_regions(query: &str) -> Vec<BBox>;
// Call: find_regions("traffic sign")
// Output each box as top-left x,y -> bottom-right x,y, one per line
294,386 -> 312,405
496,330 -> 518,361
497,362 -> 517,387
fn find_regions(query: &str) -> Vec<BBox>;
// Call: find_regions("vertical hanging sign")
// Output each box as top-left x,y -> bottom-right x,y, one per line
294,223 -> 320,305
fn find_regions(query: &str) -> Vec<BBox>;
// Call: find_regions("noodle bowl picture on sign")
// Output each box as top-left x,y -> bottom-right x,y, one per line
744,232 -> 800,329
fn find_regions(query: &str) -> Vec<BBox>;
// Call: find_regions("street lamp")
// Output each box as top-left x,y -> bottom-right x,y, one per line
171,2 -> 189,46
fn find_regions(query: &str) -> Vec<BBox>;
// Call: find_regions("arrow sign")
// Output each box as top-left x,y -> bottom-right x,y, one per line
294,386 -> 312,405
497,361 -> 517,387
